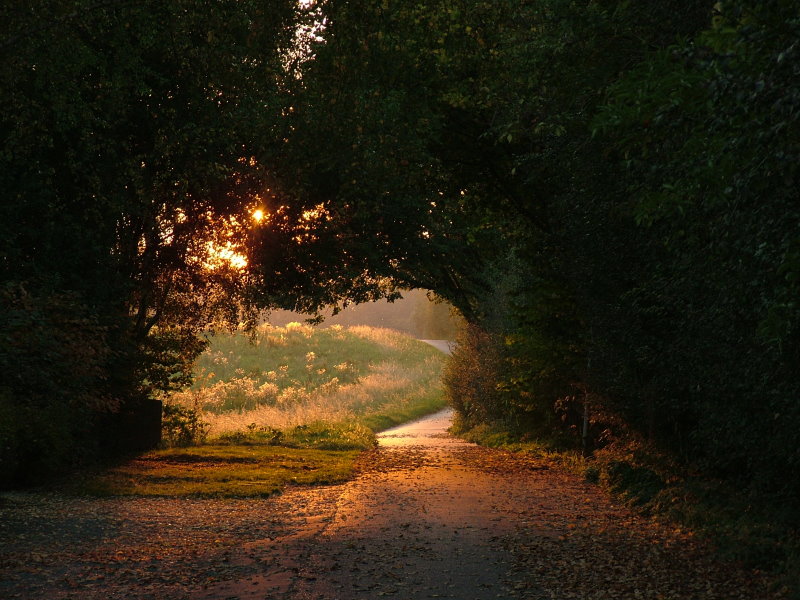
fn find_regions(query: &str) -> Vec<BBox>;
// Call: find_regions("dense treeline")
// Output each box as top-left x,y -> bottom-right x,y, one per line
279,0 -> 800,515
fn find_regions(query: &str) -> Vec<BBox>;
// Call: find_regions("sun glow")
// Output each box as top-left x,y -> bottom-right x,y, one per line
204,241 -> 248,270
192,204 -> 271,272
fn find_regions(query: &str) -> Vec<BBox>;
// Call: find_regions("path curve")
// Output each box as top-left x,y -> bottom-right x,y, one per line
418,339 -> 455,355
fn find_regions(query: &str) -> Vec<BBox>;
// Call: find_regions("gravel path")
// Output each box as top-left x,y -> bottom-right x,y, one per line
0,409 -> 780,600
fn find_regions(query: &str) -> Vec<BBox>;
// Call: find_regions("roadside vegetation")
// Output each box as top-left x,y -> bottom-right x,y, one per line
83,444 -> 360,498
447,325 -> 799,597
82,325 -> 447,497
456,414 -> 798,596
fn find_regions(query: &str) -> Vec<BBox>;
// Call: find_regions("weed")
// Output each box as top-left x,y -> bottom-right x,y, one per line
161,403 -> 209,448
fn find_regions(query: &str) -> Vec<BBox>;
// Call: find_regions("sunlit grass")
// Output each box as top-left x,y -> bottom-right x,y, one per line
84,325 -> 448,497
83,444 -> 359,497
171,323 -> 447,438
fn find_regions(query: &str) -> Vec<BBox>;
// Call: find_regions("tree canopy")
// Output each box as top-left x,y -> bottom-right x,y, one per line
274,0 -> 800,503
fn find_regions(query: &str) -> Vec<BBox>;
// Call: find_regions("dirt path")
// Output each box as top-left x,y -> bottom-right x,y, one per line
0,410 -> 779,600
417,339 -> 455,355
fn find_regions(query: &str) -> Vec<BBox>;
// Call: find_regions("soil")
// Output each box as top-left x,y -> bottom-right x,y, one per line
0,409 -> 780,600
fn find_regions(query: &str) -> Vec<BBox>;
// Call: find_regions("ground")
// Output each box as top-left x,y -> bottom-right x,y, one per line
0,409 -> 780,600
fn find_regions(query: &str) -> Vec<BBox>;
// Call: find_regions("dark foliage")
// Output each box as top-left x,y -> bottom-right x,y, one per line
0,0 -> 298,484
279,0 -> 800,560
4,4 -> 800,585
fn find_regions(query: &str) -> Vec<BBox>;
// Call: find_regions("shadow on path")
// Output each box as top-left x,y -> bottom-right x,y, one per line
0,412 -> 779,600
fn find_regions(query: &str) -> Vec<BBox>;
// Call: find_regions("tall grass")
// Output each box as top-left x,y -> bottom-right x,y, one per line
167,323 -> 447,440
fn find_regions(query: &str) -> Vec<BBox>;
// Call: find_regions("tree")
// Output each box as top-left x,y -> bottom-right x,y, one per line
595,0 -> 800,490
0,0 -> 299,482
275,0 -> 712,438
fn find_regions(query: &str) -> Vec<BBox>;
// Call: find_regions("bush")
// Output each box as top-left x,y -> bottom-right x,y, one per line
161,403 -> 209,448
443,323 -> 507,427
0,388 -> 95,487
605,460 -> 666,507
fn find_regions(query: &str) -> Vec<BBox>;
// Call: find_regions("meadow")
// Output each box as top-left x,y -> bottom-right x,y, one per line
84,324 -> 448,497
168,323 -> 448,441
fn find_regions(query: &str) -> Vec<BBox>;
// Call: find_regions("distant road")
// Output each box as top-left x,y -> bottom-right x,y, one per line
418,339 -> 454,355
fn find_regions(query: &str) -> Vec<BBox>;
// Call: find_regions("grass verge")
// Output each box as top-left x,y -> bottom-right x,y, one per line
81,444 -> 360,498
451,420 -> 588,474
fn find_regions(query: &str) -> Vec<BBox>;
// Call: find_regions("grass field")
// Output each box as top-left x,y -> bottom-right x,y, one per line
172,323 -> 448,438
85,324 -> 448,497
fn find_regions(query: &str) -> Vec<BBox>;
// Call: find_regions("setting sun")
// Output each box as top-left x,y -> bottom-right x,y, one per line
253,209 -> 265,222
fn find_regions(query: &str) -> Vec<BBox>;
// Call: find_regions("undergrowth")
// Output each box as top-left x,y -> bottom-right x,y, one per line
455,420 -> 799,598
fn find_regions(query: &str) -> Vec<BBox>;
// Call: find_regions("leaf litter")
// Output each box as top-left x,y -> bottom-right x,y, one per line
0,410 -> 784,599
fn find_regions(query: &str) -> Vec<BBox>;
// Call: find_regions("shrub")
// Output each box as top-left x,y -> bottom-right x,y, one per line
161,403 -> 209,448
443,323 -> 506,427
0,285 -> 111,487
605,460 -> 666,507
